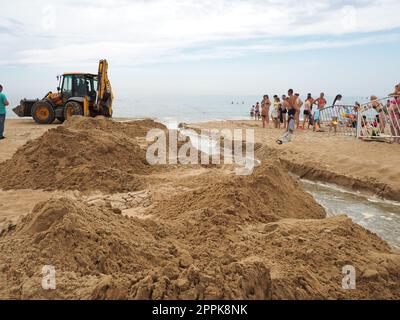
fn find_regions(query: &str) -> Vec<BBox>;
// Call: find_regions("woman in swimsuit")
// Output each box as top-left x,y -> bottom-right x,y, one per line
261,95 -> 271,126
261,97 -> 270,128
314,92 -> 327,110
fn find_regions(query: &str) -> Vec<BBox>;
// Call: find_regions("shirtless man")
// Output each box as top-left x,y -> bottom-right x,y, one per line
288,89 -> 297,110
294,93 -> 303,128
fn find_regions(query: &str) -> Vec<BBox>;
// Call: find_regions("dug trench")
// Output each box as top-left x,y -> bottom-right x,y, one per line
0,117 -> 399,300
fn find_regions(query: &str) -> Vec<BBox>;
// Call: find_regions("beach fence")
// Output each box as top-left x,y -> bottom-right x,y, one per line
319,105 -> 358,137
357,96 -> 400,143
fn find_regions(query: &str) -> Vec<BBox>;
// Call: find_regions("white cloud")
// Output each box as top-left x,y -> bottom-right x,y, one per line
1,0 -> 400,67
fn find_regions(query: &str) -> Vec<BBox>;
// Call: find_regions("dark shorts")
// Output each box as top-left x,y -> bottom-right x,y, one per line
304,110 -> 310,116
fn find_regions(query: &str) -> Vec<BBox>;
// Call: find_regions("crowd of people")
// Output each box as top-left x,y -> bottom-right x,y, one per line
250,89 -> 329,133
250,84 -> 400,144
362,86 -> 400,143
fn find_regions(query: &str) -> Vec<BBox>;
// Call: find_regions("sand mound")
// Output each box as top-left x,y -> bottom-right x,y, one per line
0,197 -> 272,300
64,116 -> 166,138
263,217 -> 400,299
152,161 -> 326,223
0,117 -> 166,193
0,193 -> 399,300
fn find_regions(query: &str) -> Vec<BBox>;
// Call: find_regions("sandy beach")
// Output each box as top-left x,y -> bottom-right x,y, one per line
0,117 -> 399,300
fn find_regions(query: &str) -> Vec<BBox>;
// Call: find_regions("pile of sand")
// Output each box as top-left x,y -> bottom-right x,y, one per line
64,117 -> 166,138
0,197 -> 272,300
0,161 -> 398,300
0,117 -> 165,193
152,161 -> 326,223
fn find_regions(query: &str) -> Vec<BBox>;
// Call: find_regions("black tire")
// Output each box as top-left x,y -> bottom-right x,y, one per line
32,101 -> 55,125
64,101 -> 84,121
56,116 -> 65,123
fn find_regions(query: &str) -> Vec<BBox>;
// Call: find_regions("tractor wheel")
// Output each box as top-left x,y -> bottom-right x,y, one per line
64,101 -> 83,121
32,101 -> 55,125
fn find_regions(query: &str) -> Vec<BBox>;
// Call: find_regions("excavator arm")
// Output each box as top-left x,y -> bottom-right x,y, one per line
96,59 -> 113,117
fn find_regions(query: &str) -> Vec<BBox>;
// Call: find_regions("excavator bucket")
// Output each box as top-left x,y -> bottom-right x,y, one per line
13,99 -> 39,118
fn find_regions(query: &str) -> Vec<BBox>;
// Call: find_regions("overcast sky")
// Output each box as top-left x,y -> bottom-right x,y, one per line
0,0 -> 399,98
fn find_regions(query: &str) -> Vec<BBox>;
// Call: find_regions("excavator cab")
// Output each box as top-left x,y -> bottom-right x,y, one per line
59,74 -> 97,103
13,59 -> 113,124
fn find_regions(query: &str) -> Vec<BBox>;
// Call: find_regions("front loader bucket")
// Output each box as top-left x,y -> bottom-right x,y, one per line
13,99 -> 39,118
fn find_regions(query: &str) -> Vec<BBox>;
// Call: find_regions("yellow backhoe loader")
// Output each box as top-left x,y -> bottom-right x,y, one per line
13,59 -> 113,124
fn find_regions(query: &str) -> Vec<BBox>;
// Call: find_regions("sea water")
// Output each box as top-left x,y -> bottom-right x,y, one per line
300,179 -> 400,249
6,93 -> 369,124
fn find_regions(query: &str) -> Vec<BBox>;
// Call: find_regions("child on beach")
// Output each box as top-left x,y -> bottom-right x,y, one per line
276,115 -> 295,145
313,107 -> 321,132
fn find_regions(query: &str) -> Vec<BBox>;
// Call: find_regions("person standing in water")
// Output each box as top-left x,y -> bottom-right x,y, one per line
0,85 -> 10,140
